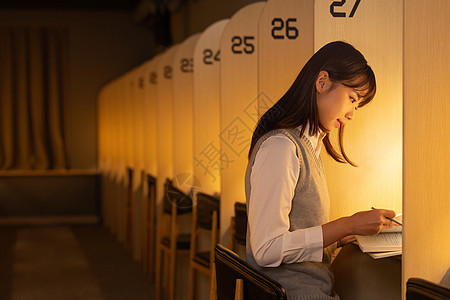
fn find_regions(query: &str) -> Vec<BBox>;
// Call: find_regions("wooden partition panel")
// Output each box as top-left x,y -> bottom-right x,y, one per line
156,45 -> 178,212
315,0 -> 403,219
111,79 -> 124,237
193,19 -> 229,195
117,75 -> 129,242
109,78 -> 121,237
172,34 -> 201,194
219,2 -> 265,245
97,83 -> 108,226
101,81 -> 119,232
315,1 -> 403,299
258,0 -> 314,116
143,57 -> 160,178
132,64 -> 147,190
123,70 -> 136,189
171,34 -> 202,300
404,0 -> 450,296
191,19 -> 228,300
154,45 -> 178,285
116,77 -> 127,186
138,55 -> 161,268
97,85 -> 107,174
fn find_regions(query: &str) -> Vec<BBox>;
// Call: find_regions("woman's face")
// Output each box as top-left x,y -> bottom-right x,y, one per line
316,73 -> 362,133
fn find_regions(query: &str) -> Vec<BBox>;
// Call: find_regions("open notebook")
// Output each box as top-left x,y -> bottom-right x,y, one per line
355,214 -> 402,259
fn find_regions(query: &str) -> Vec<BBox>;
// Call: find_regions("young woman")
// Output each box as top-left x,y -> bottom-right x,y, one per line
245,41 -> 396,299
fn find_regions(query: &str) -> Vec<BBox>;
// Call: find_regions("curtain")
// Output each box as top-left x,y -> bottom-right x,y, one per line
0,27 -> 69,170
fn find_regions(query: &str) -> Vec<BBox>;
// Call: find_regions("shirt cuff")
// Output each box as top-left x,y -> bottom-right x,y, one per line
304,225 -> 324,262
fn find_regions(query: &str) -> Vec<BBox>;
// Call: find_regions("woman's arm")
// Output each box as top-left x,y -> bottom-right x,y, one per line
322,208 -> 396,248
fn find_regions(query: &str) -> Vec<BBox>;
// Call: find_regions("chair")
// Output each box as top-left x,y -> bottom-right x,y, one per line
406,277 -> 450,299
228,202 -> 247,253
155,179 -> 193,300
211,244 -> 286,300
141,174 -> 156,281
188,192 -> 220,300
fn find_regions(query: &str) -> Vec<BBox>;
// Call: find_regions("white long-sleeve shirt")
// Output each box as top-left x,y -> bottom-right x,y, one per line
248,126 -> 326,267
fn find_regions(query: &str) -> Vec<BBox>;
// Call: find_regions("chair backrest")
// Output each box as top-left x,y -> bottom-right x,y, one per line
234,202 -> 247,246
406,277 -> 450,300
196,192 -> 220,230
147,174 -> 156,190
214,244 -> 286,300
163,179 -> 193,214
147,174 -> 157,208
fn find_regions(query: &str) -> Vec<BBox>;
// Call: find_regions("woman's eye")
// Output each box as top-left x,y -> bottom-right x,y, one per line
350,97 -> 358,110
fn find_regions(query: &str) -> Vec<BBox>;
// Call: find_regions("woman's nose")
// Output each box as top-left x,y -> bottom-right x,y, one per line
345,108 -> 355,121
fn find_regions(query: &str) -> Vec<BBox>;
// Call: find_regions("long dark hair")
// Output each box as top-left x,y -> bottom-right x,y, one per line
248,41 -> 376,166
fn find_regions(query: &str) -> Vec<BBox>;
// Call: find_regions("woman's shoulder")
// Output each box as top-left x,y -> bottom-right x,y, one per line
259,132 -> 297,152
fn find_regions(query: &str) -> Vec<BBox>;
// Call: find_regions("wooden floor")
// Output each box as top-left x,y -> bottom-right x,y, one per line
0,224 -> 155,300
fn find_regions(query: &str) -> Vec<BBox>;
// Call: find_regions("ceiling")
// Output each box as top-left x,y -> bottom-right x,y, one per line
0,0 -> 141,11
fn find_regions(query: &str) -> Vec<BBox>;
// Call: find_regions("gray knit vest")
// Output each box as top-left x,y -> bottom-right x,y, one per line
245,128 -> 340,300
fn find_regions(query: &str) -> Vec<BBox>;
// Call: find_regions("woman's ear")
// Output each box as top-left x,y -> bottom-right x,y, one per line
316,70 -> 330,93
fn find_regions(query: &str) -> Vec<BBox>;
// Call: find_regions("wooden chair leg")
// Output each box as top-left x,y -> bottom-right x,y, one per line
155,246 -> 162,300
228,217 -> 235,251
188,264 -> 196,300
141,183 -> 148,273
168,248 -> 176,300
148,229 -> 155,283
148,185 -> 156,283
164,250 -> 171,299
235,279 -> 244,300
209,262 -> 217,300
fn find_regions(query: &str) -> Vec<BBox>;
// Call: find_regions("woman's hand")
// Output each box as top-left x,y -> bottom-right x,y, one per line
322,208 -> 396,248
337,235 -> 356,248
349,208 -> 396,236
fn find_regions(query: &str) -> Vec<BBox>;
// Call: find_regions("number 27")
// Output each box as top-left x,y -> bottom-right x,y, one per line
330,0 -> 361,18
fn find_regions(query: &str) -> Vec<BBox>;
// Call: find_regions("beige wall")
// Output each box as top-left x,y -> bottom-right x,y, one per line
0,9 -> 155,169
403,0 -> 450,295
170,0 -> 263,43
0,9 -> 154,217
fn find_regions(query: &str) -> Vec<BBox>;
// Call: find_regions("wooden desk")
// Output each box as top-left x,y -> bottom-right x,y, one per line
331,244 -> 401,300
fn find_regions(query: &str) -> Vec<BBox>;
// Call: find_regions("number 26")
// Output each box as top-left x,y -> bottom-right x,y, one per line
271,18 -> 298,40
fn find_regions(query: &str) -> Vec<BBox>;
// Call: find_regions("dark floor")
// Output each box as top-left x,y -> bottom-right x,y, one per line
0,225 -> 155,300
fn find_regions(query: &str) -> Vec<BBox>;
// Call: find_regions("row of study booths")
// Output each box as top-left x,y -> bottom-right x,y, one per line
101,168 -> 247,300
98,0 -> 450,299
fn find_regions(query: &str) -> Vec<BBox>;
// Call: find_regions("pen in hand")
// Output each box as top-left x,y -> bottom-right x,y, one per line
371,207 -> 402,226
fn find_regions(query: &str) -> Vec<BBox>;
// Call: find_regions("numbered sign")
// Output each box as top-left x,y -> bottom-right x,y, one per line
193,19 -> 229,195
156,45 -> 179,209
220,2 -> 265,245
403,0 -> 450,291
258,0 -> 314,117
315,0 -> 402,217
172,33 -> 201,193
315,1 -> 403,298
